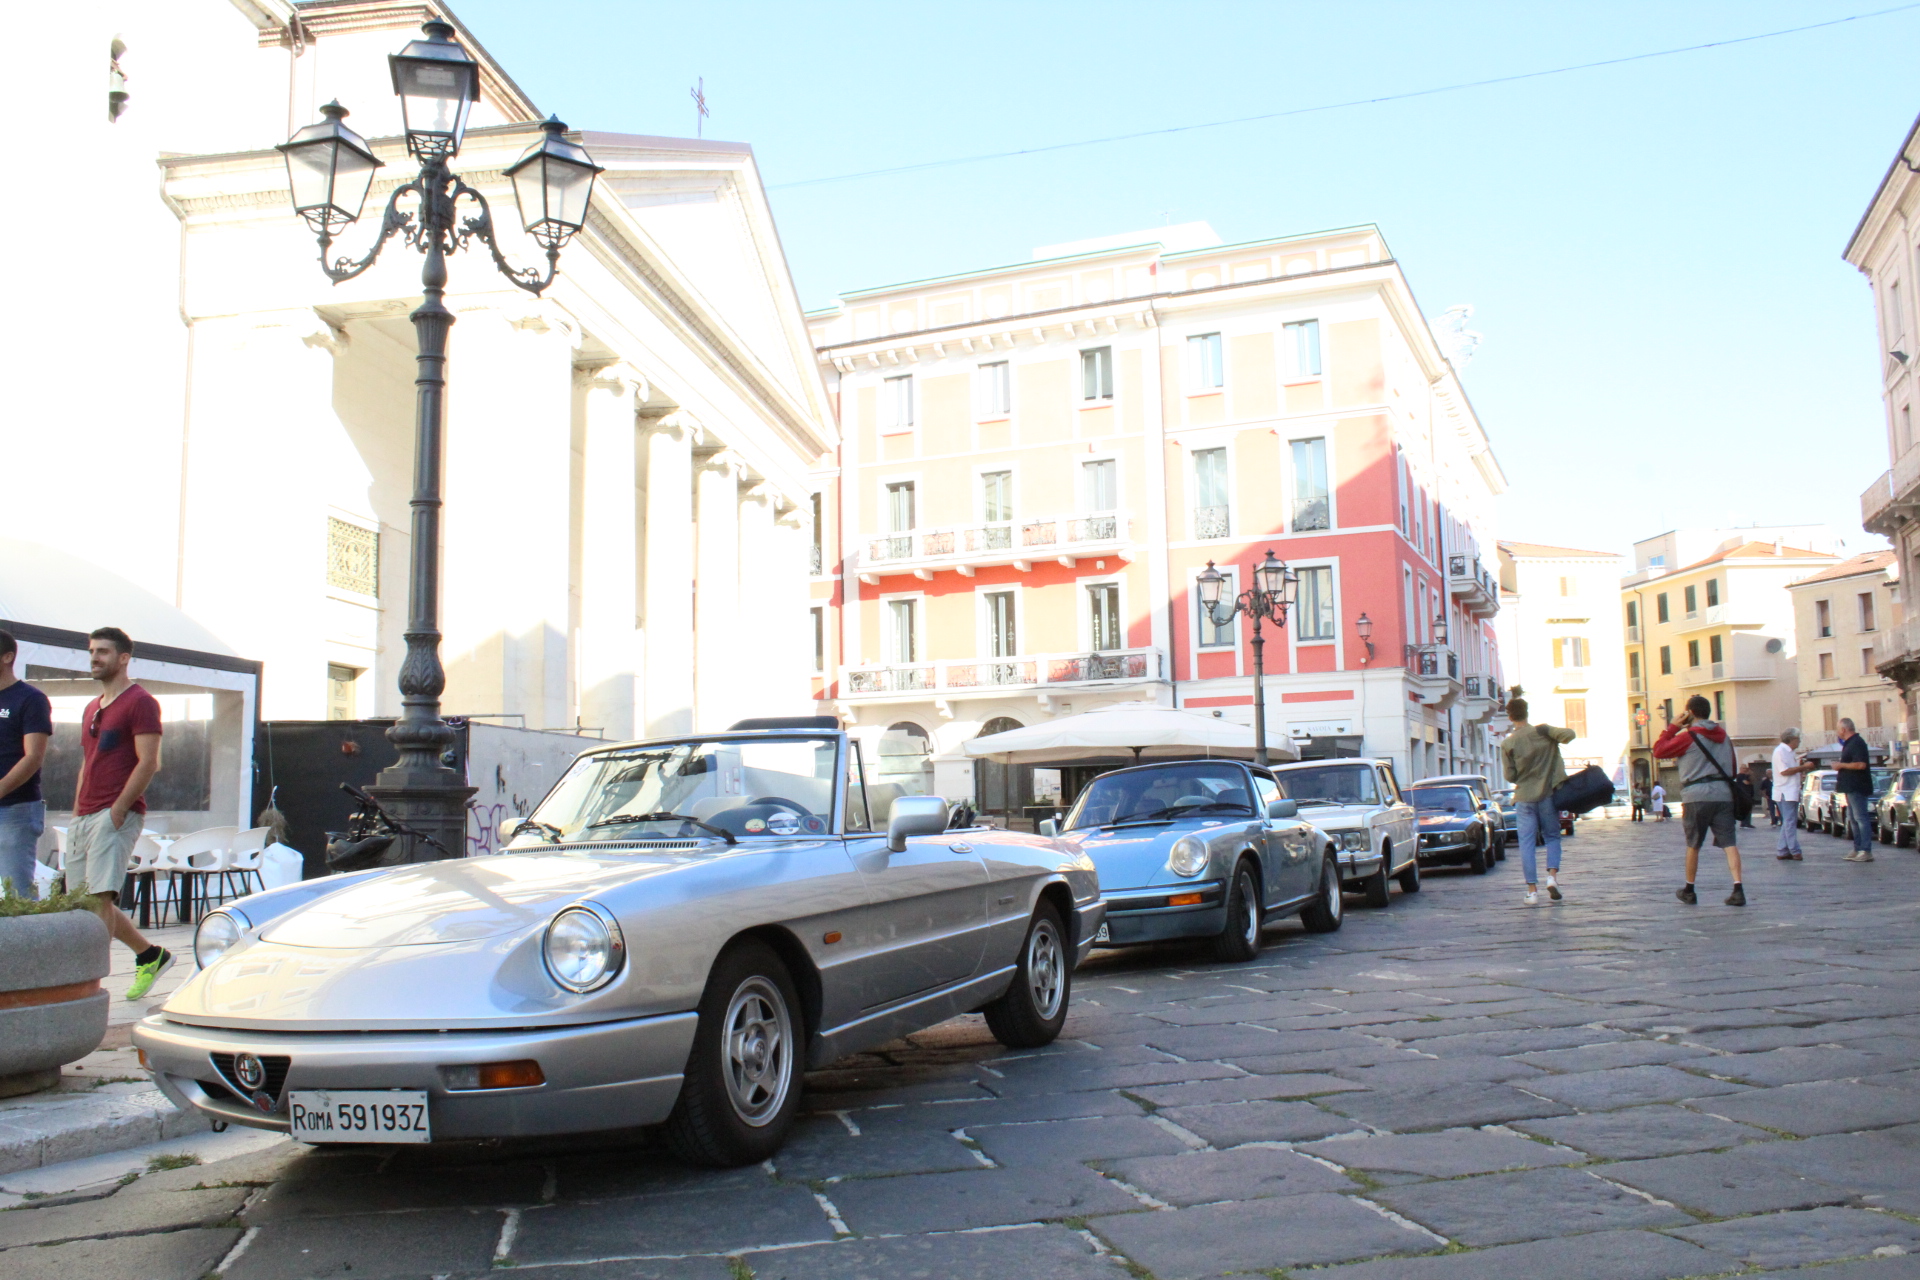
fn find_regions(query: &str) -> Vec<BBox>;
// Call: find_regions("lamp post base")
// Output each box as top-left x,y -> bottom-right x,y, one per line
366,772 -> 475,864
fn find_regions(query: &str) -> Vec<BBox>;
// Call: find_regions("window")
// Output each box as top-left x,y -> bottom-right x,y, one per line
811,608 -> 825,673
1818,652 -> 1835,680
1683,584 -> 1698,615
1892,279 -> 1907,342
1626,601 -> 1639,629
1295,566 -> 1335,640
881,374 -> 914,430
1864,647 -> 1878,676
1081,459 -> 1117,512
1867,700 -> 1884,728
1662,698 -> 1674,723
985,591 -> 1017,657
1823,703 -> 1839,731
1198,572 -> 1236,648
1081,347 -> 1113,401
887,599 -> 918,664
1558,576 -> 1574,597
1709,634 -> 1723,664
1087,583 -> 1122,651
327,664 -> 359,721
1714,691 -> 1725,721
1656,593 -> 1670,623
1193,448 -> 1229,538
1563,698 -> 1588,739
1904,405 -> 1914,454
1861,592 -> 1878,632
1290,437 -> 1330,531
809,494 -> 823,575
327,517 -> 379,595
1629,651 -> 1641,678
981,470 -> 1012,523
977,361 -> 1010,418
1687,639 -> 1701,668
1705,578 -> 1720,607
1816,599 -> 1832,637
1188,333 -> 1223,389
1284,319 -> 1321,376
1659,645 -> 1672,675
886,481 -> 916,533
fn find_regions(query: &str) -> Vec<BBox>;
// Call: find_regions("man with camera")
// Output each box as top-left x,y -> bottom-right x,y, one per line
1651,695 -> 1746,906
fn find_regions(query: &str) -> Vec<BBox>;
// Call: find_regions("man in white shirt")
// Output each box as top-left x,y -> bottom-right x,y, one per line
1651,782 -> 1668,821
1772,727 -> 1811,862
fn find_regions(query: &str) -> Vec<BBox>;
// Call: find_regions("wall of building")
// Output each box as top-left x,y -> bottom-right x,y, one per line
1791,565 -> 1903,745
1495,545 -> 1630,782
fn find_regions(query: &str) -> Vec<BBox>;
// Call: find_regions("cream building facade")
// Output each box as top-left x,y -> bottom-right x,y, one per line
1494,542 -> 1630,782
1787,552 -> 1903,750
806,223 -> 1507,809
6,0 -> 831,762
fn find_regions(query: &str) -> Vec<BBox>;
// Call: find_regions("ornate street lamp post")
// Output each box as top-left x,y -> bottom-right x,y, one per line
1198,550 -> 1298,767
276,21 -> 603,862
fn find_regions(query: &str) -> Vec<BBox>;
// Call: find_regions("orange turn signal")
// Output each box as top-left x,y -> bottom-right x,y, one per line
136,1049 -> 150,1070
1167,892 -> 1204,906
446,1059 -> 546,1090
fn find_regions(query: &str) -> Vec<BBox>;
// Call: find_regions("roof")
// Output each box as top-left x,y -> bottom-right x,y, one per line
1499,540 -> 1621,559
1787,549 -> 1896,588
1845,109 -> 1920,262
1675,541 -> 1834,573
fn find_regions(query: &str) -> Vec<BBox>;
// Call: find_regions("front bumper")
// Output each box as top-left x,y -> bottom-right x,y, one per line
133,1010 -> 698,1141
1094,881 -> 1226,945
1416,833 -> 1478,864
1335,848 -> 1384,882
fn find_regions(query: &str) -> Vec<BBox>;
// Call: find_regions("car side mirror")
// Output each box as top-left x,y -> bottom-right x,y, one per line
499,816 -> 521,843
887,795 -> 951,852
1266,798 -> 1297,820
1038,818 -> 1059,837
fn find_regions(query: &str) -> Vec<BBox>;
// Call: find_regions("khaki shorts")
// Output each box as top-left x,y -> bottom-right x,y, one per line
68,808 -> 144,896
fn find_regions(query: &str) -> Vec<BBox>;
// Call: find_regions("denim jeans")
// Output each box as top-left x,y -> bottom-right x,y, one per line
0,800 -> 46,900
1776,801 -> 1801,854
1846,794 -> 1875,852
1515,797 -> 1561,885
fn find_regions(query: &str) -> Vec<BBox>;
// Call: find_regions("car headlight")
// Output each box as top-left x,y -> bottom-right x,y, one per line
193,908 -> 248,969
1337,830 -> 1372,852
1167,836 -> 1209,878
543,905 -> 625,993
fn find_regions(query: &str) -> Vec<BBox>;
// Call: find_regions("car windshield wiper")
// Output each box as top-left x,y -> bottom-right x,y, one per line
1290,797 -> 1343,807
1117,802 -> 1254,825
507,818 -> 563,843
584,811 -> 737,845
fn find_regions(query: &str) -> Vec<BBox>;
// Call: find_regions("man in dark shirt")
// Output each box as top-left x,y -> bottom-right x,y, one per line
0,630 -> 53,899
1836,717 -> 1876,862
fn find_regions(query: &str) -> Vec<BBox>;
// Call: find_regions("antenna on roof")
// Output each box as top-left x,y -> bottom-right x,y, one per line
690,76 -> 708,138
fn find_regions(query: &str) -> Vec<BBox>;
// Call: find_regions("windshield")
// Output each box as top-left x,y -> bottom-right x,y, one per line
1904,770 -> 1920,792
1406,786 -> 1475,814
1873,768 -> 1897,792
523,737 -> 839,843
1064,763 -> 1254,830
1275,764 -> 1376,807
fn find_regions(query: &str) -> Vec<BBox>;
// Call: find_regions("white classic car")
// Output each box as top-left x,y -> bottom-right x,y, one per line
1269,758 -> 1419,907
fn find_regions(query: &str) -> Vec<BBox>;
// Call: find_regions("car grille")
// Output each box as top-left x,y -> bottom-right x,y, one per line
209,1052 -> 292,1102
1420,833 -> 1464,847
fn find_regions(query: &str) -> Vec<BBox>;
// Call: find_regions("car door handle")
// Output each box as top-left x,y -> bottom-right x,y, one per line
948,843 -> 974,853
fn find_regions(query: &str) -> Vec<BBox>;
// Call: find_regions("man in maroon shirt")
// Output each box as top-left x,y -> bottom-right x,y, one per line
68,628 -> 172,998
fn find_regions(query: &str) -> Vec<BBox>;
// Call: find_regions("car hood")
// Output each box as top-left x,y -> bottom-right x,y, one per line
1416,812 -> 1475,832
1288,803 -> 1373,830
1063,819 -> 1226,891
260,850 -> 693,949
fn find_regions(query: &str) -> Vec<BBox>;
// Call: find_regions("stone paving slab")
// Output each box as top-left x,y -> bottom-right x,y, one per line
1512,1104 -> 1778,1158
1668,1206 -> 1920,1269
512,1185 -> 833,1263
1319,1082 -> 1571,1132
1510,1039 -> 1705,1072
744,1224 -> 1132,1280
0,1183 -> 249,1248
1373,1166 -> 1696,1245
1520,1063 -> 1752,1109
1740,1258 -> 1920,1279
822,1164 -> 1139,1234
1156,1098 -> 1360,1145
0,1226 -> 241,1280
1331,1054 -> 1544,1088
1700,1080 -> 1920,1136
968,1114 -> 1190,1166
453,1258 -> 733,1280
1087,1191 -> 1437,1278
227,1207 -> 502,1280
1300,1128 -> 1583,1178
1099,1145 -> 1357,1204
1601,1146 -> 1857,1216
1127,1071 -> 1365,1106
1298,1227 -> 1737,1280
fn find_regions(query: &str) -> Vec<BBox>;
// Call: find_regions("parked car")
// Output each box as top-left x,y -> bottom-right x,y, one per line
1402,782 -> 1501,874
1490,786 -> 1520,845
1054,759 -> 1343,961
1800,770 -> 1839,832
136,723 -> 1102,1167
1420,774 -> 1506,861
1270,758 -> 1419,907
1875,767 -> 1920,845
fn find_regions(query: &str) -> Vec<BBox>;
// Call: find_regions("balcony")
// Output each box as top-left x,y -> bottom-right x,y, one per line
809,544 -> 824,576
1626,624 -> 1641,644
1862,446 -> 1920,536
1447,554 -> 1499,619
1676,661 -> 1776,689
1460,675 -> 1502,724
1552,665 -> 1590,692
1194,505 -> 1231,540
1668,603 -> 1750,635
843,646 -> 1164,702
1628,675 -> 1644,694
1875,615 -> 1920,686
1404,644 -> 1462,709
859,510 -> 1131,581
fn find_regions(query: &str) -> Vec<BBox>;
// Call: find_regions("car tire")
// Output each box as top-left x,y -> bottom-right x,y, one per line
1396,851 -> 1421,894
1467,837 -> 1490,875
1208,862 -> 1264,963
983,900 -> 1071,1047
1902,823 -> 1914,848
1300,854 -> 1344,933
1359,858 -> 1391,909
1492,828 -> 1506,862
665,939 -> 803,1167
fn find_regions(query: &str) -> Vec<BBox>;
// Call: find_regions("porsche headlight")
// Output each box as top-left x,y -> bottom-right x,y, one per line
193,909 -> 247,969
543,905 -> 625,993
1167,836 -> 1209,878
1337,830 -> 1372,852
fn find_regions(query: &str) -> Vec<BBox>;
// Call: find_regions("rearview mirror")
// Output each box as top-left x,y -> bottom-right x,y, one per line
887,795 -> 950,852
1038,818 -> 1058,837
1266,798 -> 1298,820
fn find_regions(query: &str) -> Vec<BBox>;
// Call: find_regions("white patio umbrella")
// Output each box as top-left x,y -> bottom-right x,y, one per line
962,702 -> 1297,765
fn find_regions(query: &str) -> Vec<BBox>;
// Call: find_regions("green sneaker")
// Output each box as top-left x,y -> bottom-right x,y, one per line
126,948 -> 175,1001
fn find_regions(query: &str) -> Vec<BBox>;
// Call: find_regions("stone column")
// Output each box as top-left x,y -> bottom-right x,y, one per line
642,412 -> 696,736
577,364 -> 645,740
694,447 -> 743,730
738,483 -> 786,718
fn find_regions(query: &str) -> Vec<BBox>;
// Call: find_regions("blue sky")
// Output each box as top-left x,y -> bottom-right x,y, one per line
456,1 -> 1919,557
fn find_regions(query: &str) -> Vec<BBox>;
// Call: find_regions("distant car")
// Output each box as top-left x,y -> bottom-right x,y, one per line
1056,759 -> 1344,961
1875,767 -> 1920,845
1490,787 -> 1520,845
1421,774 -> 1506,862
1402,782 -> 1501,874
1800,771 -> 1839,832
1270,758 -> 1420,907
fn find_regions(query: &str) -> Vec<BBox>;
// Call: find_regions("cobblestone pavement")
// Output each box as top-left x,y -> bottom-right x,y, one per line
10,817 -> 1920,1279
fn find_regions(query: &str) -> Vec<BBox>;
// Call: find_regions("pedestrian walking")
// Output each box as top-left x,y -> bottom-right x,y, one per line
1772,728 -> 1811,862
0,631 -> 53,900
1736,765 -> 1757,829
1652,781 -> 1669,821
67,628 -> 174,998
1630,784 -> 1646,822
1498,696 -> 1573,906
1835,717 -> 1876,862
1652,694 -> 1746,906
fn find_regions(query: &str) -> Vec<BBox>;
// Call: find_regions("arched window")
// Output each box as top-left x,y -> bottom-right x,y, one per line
974,717 -> 1031,822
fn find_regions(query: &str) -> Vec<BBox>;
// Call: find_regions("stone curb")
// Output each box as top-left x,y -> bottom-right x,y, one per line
0,1087 -> 208,1177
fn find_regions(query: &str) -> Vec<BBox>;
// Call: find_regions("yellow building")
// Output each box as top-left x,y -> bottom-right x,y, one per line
1788,551 -> 1903,751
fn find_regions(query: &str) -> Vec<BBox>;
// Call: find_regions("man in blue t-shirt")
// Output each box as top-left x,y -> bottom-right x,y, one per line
0,631 -> 54,899
1836,717 -> 1876,862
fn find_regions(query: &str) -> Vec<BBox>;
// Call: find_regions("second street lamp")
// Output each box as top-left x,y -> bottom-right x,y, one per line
274,21 -> 602,864
1198,550 -> 1298,767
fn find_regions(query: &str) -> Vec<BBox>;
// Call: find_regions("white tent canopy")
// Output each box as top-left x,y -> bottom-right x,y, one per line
962,702 -> 1297,765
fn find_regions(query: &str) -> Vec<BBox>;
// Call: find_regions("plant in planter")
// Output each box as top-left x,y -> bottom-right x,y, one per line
0,881 -> 111,1098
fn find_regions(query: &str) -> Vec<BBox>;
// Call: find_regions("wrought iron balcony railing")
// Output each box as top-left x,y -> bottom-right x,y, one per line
843,647 -> 1164,699
862,509 -> 1131,570
1194,505 -> 1231,540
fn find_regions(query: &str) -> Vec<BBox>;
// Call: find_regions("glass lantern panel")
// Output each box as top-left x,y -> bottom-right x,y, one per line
397,62 -> 472,141
548,159 -> 597,229
509,156 -> 545,228
333,147 -> 379,220
284,141 -> 340,214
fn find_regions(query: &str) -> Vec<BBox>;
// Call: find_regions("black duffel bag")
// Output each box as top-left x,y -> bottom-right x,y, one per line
1551,765 -> 1615,815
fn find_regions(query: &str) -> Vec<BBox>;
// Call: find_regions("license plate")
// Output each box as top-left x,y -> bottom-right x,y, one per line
1094,922 -> 1111,942
288,1090 -> 431,1143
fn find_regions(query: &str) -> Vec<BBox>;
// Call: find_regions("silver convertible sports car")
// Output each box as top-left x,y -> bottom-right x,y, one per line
134,721 -> 1102,1166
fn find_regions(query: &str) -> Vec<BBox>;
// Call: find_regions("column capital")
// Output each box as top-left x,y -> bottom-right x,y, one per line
576,361 -> 651,403
694,447 -> 742,477
643,408 -> 698,439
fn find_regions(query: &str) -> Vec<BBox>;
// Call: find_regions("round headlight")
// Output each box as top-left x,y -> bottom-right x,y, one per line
194,909 -> 246,969
1338,831 -> 1372,851
1167,836 -> 1209,878
543,905 -> 625,993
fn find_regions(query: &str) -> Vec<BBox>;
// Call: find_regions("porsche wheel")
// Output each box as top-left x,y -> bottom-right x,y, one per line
1209,862 -> 1264,963
984,901 -> 1070,1048
665,939 -> 802,1167
1300,854 -> 1344,933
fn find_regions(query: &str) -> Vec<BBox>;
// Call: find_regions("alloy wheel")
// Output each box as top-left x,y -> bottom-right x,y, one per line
722,976 -> 792,1126
1026,917 -> 1065,1021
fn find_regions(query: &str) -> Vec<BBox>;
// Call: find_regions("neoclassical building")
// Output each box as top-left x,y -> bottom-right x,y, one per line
7,0 -> 831,752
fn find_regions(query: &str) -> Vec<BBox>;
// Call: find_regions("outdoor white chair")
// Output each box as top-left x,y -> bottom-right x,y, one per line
120,833 -> 168,923
207,826 -> 272,907
156,826 -> 238,924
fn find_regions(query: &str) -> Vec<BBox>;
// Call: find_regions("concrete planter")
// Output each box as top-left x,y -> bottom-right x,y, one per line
0,910 -> 110,1097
